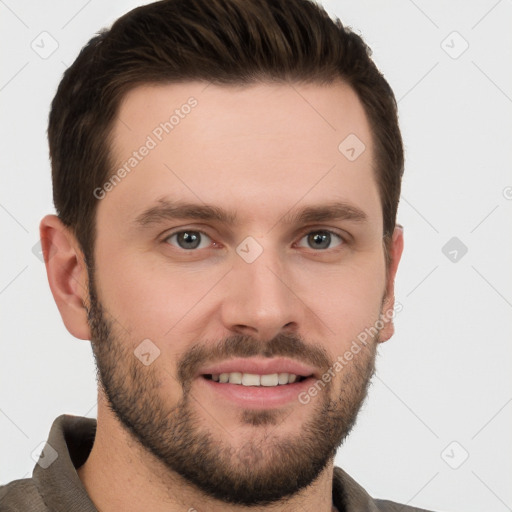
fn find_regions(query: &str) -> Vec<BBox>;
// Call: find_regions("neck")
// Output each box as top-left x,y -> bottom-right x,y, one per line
77,393 -> 336,512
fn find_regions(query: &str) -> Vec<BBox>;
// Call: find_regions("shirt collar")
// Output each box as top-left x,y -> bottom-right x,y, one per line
32,415 -> 97,512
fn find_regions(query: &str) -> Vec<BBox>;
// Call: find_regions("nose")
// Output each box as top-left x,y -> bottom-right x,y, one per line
220,248 -> 303,341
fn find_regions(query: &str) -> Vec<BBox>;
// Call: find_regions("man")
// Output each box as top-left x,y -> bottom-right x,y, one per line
0,0 -> 437,510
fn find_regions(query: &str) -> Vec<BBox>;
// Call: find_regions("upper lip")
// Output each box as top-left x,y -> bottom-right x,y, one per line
197,357 -> 317,379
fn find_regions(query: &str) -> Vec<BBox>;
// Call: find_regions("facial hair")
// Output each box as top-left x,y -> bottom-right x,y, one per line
86,273 -> 377,506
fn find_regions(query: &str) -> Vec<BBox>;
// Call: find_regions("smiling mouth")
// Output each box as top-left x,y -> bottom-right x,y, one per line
202,372 -> 309,386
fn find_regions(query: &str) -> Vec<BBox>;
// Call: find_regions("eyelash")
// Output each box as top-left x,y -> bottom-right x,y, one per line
163,228 -> 347,252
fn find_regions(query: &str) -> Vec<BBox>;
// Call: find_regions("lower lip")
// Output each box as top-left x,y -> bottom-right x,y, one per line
196,376 -> 314,409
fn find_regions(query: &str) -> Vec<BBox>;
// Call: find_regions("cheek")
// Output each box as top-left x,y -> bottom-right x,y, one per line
297,254 -> 386,344
94,249 -> 229,340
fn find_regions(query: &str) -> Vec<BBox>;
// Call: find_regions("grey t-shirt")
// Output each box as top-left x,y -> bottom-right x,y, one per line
0,414 -> 437,511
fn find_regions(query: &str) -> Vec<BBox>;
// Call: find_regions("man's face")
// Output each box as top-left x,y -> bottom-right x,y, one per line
87,81 -> 391,505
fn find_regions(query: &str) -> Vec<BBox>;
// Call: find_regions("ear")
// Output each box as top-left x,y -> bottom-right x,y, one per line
39,214 -> 91,340
378,225 -> 404,343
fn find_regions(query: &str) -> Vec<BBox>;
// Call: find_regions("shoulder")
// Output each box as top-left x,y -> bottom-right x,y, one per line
375,499 -> 437,511
0,477 -> 47,511
332,466 -> 440,512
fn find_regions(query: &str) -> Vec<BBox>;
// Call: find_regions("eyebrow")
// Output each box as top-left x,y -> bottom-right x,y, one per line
134,199 -> 237,227
281,201 -> 367,225
133,198 -> 367,229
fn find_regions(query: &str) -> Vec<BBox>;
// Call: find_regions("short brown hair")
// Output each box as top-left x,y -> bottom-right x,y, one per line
48,0 -> 403,266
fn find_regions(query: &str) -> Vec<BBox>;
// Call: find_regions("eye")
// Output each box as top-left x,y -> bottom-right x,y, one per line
165,230 -> 212,250
296,230 -> 344,250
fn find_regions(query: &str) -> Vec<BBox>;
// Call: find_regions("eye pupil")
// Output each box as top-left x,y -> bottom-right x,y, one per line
177,231 -> 201,249
308,231 -> 331,250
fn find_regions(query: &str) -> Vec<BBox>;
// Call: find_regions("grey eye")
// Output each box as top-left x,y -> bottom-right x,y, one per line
297,231 -> 343,250
166,231 -> 211,250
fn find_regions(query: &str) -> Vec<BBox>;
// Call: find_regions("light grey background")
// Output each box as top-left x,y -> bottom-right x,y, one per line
1,1 -> 511,511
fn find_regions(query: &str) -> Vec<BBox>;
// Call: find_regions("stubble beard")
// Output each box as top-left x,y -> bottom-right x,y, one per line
86,274 -> 377,506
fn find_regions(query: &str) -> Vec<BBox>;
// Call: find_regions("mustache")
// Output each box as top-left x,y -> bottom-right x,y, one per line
177,332 -> 332,385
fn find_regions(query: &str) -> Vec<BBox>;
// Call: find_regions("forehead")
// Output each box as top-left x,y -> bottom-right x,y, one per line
100,80 -> 381,233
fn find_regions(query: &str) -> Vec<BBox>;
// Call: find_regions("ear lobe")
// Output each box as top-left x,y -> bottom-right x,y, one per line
378,225 -> 404,343
39,214 -> 91,341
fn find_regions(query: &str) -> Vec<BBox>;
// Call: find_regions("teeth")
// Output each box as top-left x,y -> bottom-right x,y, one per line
211,372 -> 301,386
228,372 -> 242,385
260,374 -> 279,386
242,373 -> 260,386
278,373 -> 289,385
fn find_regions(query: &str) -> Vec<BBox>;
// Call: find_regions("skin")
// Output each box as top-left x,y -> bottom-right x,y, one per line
40,80 -> 403,512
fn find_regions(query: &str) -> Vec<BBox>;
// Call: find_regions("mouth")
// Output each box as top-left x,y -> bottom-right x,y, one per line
194,357 -> 318,409
197,356 -> 317,384
202,372 -> 308,386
